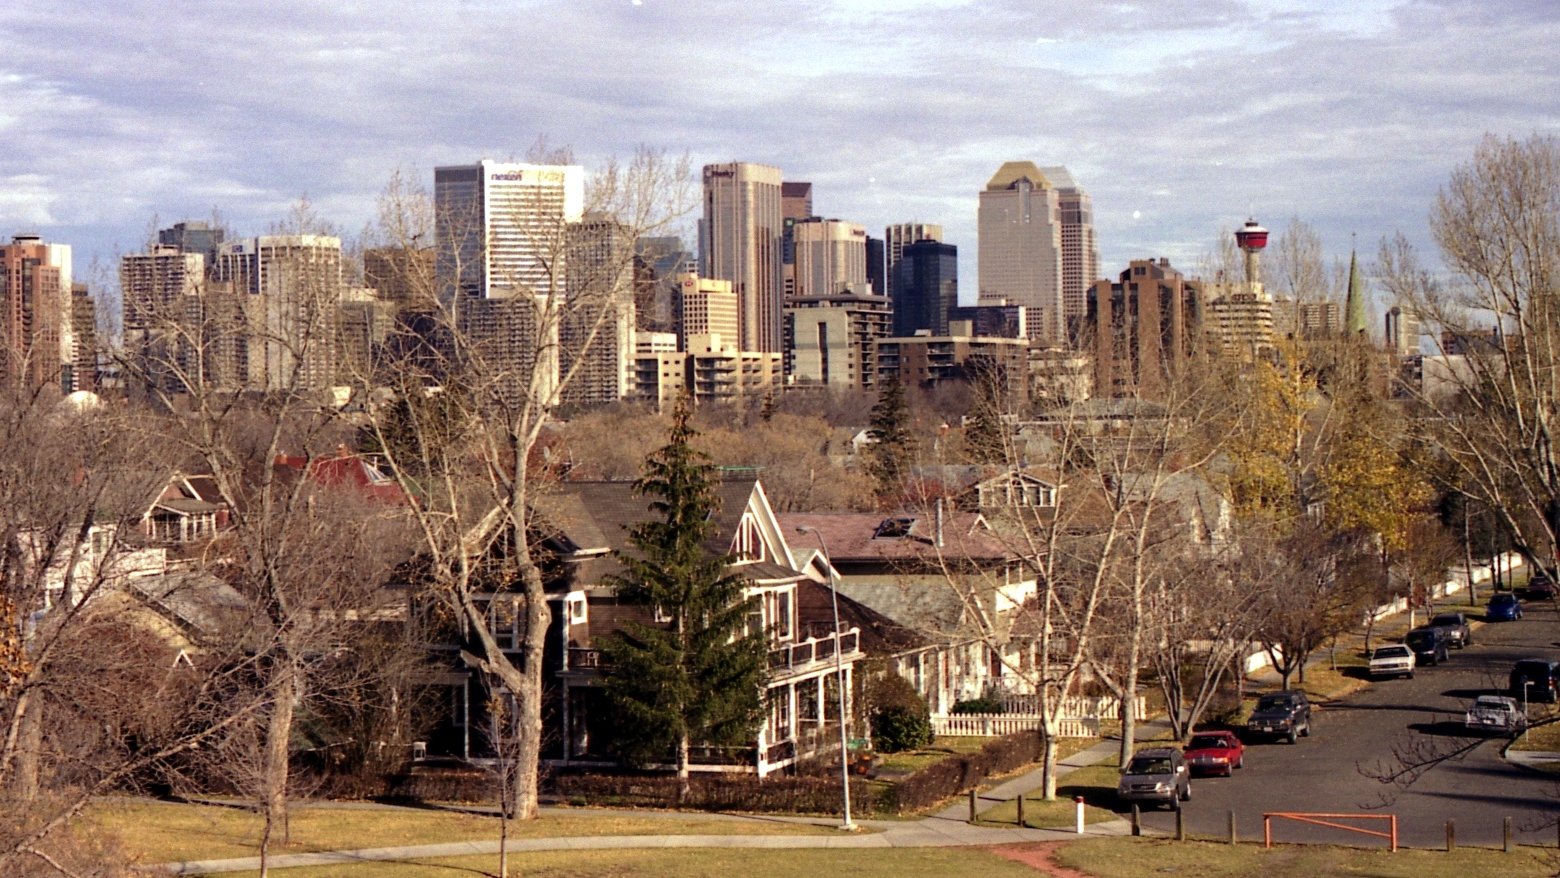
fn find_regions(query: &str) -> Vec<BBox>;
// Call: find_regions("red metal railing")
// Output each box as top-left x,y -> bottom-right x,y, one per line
1263,813 -> 1397,852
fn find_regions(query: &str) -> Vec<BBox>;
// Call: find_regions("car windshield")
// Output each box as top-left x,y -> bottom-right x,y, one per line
1189,736 -> 1228,750
1256,696 -> 1293,711
1126,757 -> 1174,775
1491,595 -> 1517,606
1406,631 -> 1434,646
1514,662 -> 1553,676
1432,615 -> 1462,626
1474,698 -> 1511,710
1374,646 -> 1411,658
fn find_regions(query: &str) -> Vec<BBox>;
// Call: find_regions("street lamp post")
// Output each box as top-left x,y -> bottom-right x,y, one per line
1523,680 -> 1533,744
796,525 -> 856,832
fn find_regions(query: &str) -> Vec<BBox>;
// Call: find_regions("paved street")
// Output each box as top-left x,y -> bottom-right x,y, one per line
1136,597 -> 1560,848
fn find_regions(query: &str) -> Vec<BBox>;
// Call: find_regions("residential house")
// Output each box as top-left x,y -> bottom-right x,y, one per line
779,509 -> 1036,716
426,476 -> 865,778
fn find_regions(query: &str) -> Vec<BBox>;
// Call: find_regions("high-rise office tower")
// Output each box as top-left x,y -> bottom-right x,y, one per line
364,247 -> 435,305
675,273 -> 741,350
699,162 -> 783,352
784,291 -> 891,390
215,235 -> 344,390
633,236 -> 695,333
1039,167 -> 1099,321
0,234 -> 73,390
791,218 -> 868,298
121,245 -> 205,394
978,162 -> 1063,341
885,223 -> 943,302
434,160 -> 586,300
891,239 -> 958,338
159,221 -> 226,270
559,214 -> 636,406
866,236 -> 885,298
1088,258 -> 1203,399
71,283 -> 97,392
781,182 -> 813,222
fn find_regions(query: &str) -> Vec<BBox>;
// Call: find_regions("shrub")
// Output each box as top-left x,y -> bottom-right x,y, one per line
868,673 -> 932,753
950,695 -> 1004,715
889,730 -> 1043,814
551,772 -> 876,815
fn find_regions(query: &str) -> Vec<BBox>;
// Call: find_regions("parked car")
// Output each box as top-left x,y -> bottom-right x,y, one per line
1369,644 -> 1416,679
1245,690 -> 1312,744
1465,695 -> 1527,733
1429,612 -> 1472,648
1525,572 -> 1557,601
1183,731 -> 1244,776
1117,747 -> 1191,810
1486,592 -> 1525,622
1510,659 -> 1560,704
1405,626 -> 1452,666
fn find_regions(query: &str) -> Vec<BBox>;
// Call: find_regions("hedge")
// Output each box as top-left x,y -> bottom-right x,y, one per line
888,730 -> 1044,814
552,772 -> 876,815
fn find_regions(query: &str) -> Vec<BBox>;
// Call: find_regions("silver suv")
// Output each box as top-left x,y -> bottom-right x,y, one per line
1117,747 -> 1190,810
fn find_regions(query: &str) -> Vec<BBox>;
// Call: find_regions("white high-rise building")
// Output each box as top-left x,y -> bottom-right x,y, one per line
699,162 -> 783,353
215,235 -> 344,390
791,218 -> 868,298
1039,166 -> 1099,322
977,162 -> 1064,341
435,160 -> 586,300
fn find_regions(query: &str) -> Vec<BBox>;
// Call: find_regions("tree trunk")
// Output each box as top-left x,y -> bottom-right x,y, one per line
676,732 -> 691,804
513,563 -> 551,820
1040,720 -> 1059,801
1463,502 -> 1477,606
264,660 -> 298,857
1117,663 -> 1139,771
10,691 -> 41,804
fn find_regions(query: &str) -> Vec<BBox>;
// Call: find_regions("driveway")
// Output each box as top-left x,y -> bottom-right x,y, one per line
1136,598 -> 1560,848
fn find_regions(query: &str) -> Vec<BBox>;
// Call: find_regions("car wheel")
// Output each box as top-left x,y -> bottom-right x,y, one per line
1408,672 -> 1415,679
1301,723 -> 1310,737
1182,783 -> 1191,802
1235,758 -> 1244,769
1287,730 -> 1298,745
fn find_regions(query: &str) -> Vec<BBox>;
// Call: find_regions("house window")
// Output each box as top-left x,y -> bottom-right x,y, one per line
768,686 -> 793,742
489,599 -> 518,650
568,596 -> 587,624
733,516 -> 764,561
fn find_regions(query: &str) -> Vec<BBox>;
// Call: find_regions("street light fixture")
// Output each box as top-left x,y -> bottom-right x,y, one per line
1522,680 -> 1533,744
796,524 -> 856,832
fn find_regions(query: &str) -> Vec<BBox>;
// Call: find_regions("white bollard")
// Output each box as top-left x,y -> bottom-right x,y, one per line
1075,795 -> 1085,834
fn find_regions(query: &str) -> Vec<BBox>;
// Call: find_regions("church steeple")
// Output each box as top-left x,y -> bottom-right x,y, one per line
1344,248 -> 1368,336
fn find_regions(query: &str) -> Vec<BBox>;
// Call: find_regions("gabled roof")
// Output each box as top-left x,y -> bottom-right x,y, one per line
779,511 -> 1019,566
126,572 -> 252,640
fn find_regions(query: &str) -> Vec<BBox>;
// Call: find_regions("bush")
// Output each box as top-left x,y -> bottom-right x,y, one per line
889,730 -> 1043,814
950,695 -> 1004,715
551,772 -> 876,815
868,673 -> 932,753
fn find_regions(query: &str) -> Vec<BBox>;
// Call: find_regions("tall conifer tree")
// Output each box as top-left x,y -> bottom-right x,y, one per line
602,399 -> 767,799
865,375 -> 917,502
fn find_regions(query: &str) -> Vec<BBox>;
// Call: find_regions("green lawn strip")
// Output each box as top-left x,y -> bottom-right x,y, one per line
1508,704 -> 1560,752
974,764 -> 1122,829
1054,836 -> 1555,878
87,801 -> 837,866
207,846 -> 1044,878
873,735 -> 988,774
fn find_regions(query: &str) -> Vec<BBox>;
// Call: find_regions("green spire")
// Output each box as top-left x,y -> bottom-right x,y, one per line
1344,249 -> 1368,336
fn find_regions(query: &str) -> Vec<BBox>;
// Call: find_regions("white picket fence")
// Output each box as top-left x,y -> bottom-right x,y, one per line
1001,693 -> 1145,719
932,714 -> 1101,738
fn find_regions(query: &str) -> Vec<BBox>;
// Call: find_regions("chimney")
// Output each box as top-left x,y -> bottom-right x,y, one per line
935,498 -> 945,548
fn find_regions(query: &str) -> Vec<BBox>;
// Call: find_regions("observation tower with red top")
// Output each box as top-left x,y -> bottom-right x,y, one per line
1234,219 -> 1268,285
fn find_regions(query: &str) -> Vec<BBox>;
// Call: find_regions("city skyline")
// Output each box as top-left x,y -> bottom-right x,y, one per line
1,2 -> 1557,303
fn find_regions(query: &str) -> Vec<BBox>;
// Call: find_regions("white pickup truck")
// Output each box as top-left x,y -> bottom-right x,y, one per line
1465,695 -> 1526,733
1369,644 -> 1416,679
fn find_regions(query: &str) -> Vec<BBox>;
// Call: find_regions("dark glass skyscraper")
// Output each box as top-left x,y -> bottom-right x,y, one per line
891,239 -> 958,337
866,235 -> 885,298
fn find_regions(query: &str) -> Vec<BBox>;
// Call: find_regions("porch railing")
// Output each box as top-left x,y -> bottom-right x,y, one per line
932,714 -> 1100,738
768,629 -> 860,673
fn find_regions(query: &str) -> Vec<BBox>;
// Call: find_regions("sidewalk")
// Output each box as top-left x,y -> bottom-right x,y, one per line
155,817 -> 1137,875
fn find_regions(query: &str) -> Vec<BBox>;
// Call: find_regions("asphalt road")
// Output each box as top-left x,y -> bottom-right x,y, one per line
1134,598 -> 1560,849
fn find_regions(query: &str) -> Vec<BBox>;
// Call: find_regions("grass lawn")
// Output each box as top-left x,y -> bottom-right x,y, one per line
87,801 -> 838,865
205,846 -> 1043,878
974,764 -> 1121,829
1054,836 -> 1558,878
873,736 -> 989,774
1509,704 -> 1560,752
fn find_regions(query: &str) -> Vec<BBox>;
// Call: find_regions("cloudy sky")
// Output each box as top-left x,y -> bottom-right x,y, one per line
2,0 -> 1557,302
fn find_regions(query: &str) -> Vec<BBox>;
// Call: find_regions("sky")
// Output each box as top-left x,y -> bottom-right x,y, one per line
2,0 -> 1557,307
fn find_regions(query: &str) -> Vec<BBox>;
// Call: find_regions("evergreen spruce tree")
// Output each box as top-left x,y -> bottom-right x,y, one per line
865,375 -> 917,502
601,398 -> 767,800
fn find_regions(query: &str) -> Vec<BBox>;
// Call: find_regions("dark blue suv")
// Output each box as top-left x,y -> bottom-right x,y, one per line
1487,592 -> 1524,622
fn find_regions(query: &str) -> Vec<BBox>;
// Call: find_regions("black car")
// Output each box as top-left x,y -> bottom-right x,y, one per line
1429,612 -> 1472,649
1245,690 -> 1312,744
1510,659 -> 1560,703
1405,626 -> 1451,666
1525,572 -> 1557,601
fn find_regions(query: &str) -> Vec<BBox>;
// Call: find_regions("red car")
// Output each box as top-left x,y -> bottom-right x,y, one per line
1183,731 -> 1245,776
